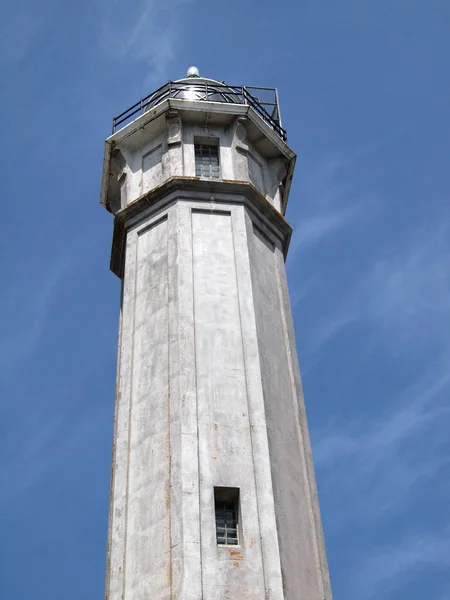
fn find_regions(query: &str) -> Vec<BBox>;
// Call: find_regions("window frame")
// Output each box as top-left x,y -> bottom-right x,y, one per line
214,486 -> 240,547
194,139 -> 220,179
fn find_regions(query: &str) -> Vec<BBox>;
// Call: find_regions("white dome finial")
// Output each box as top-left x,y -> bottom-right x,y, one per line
187,66 -> 200,78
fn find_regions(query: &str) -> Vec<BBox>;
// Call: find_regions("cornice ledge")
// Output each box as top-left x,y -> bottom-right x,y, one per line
110,177 -> 293,278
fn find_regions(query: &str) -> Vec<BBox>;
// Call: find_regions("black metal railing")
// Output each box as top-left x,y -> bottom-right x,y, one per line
112,80 -> 286,142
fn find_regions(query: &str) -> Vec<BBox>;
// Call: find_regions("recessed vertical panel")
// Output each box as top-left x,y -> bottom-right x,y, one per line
192,210 -> 265,599
248,153 -> 265,195
142,145 -> 163,192
126,217 -> 171,600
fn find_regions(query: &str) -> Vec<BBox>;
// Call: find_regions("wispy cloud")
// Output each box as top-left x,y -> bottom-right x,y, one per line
351,528 -> 450,599
314,367 -> 450,520
287,133 -> 405,264
0,256 -> 70,372
98,0 -> 193,86
0,352 -> 110,510
0,230 -> 105,374
307,218 -> 450,355
287,172 -> 360,261
0,230 -> 113,509
290,204 -> 361,255
366,223 -> 450,333
0,1 -> 46,68
287,159 -> 380,266
310,214 -> 450,521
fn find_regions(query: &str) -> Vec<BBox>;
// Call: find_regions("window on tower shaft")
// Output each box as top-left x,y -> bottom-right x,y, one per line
195,143 -> 220,178
214,487 -> 239,546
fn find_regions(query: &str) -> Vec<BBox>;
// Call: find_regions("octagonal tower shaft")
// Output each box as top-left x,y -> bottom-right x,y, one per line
101,73 -> 332,600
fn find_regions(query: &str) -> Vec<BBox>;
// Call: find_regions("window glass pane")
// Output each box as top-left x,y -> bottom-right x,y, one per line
195,143 -> 220,178
215,501 -> 238,545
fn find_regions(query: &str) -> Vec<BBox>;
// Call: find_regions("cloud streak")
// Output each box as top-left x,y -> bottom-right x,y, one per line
352,528 -> 450,599
287,132 -> 406,264
0,352 -> 111,510
309,215 -> 450,516
307,217 -> 450,356
98,0 -> 193,86
314,366 -> 450,517
0,256 -> 70,373
0,1 -> 46,68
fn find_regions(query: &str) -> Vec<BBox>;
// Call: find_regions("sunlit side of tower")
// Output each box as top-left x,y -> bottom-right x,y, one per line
100,67 -> 332,600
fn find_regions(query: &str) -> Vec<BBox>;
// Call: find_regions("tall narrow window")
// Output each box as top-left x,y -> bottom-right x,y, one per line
195,143 -> 220,178
214,487 -> 239,546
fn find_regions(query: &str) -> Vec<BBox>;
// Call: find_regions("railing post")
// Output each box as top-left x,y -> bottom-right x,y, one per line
111,83 -> 286,141
274,88 -> 282,129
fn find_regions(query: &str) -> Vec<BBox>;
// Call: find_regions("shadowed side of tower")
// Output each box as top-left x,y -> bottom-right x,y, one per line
100,69 -> 332,600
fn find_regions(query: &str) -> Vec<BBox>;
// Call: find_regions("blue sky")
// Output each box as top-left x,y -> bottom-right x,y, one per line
1,0 -> 449,598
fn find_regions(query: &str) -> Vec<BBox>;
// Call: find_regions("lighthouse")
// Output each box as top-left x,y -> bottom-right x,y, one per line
100,68 -> 332,600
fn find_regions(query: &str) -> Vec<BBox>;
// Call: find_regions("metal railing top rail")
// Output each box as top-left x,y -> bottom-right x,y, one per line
112,81 -> 287,142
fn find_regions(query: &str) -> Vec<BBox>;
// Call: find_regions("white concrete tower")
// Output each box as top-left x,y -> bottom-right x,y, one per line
100,69 -> 332,600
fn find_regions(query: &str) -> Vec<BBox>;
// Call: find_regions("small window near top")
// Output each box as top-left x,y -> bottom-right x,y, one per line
195,143 -> 220,178
214,487 -> 239,546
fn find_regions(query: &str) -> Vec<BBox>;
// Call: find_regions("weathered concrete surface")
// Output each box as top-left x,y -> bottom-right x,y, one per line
101,104 -> 295,216
192,210 -> 269,599
247,215 -> 332,599
103,94 -> 332,600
